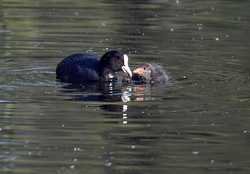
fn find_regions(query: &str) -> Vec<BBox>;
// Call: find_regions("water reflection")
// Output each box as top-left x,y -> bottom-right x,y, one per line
56,82 -> 167,172
60,81 -> 165,103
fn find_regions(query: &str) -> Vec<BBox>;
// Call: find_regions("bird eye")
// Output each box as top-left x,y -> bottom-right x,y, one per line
143,67 -> 146,70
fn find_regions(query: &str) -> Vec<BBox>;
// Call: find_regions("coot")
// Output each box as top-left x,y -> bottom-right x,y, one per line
56,50 -> 132,84
132,63 -> 169,84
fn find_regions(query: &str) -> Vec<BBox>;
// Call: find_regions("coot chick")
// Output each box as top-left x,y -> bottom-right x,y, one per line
56,50 -> 132,84
132,63 -> 169,84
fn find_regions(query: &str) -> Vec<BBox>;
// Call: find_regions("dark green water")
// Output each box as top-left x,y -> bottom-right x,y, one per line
1,0 -> 250,174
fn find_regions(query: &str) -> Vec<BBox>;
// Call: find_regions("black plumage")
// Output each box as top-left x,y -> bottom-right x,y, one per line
56,50 -> 132,84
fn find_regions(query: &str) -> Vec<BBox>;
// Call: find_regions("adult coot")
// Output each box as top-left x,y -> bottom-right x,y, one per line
132,63 -> 169,84
56,50 -> 132,84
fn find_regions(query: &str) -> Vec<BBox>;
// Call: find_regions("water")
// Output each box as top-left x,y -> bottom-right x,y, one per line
1,0 -> 250,173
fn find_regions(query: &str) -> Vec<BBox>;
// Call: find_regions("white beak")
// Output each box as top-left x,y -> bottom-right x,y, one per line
122,54 -> 132,78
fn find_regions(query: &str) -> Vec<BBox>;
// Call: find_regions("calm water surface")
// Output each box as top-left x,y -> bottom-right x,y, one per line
1,0 -> 250,174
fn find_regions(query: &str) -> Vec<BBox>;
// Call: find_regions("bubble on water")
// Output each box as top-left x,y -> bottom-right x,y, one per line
131,145 -> 136,149
215,37 -> 220,41
197,24 -> 203,30
73,147 -> 81,152
74,11 -> 79,16
211,7 -> 215,11
243,130 -> 248,134
170,28 -> 174,32
101,22 -> 107,27
192,151 -> 199,155
70,165 -> 75,169
104,161 -> 112,167
182,75 -> 188,79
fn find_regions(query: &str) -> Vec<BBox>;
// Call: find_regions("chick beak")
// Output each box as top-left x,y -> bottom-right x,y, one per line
122,54 -> 132,77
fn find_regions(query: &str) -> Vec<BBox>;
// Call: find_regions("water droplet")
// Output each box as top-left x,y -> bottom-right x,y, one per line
215,37 -> 220,41
131,145 -> 136,149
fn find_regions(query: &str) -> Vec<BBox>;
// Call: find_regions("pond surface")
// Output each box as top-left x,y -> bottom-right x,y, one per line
1,0 -> 250,174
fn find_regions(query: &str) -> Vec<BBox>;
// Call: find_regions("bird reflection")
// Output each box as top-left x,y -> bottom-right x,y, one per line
60,81 -> 154,103
59,81 -> 157,129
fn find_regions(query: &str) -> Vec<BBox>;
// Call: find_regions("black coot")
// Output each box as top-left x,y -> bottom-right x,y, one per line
132,63 -> 169,84
56,50 -> 132,84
